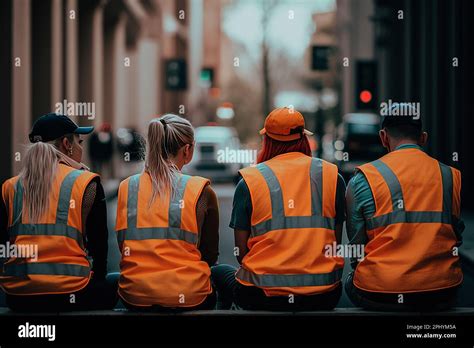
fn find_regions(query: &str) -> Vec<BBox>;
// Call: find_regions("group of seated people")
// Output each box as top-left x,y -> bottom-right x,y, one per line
0,108 -> 464,312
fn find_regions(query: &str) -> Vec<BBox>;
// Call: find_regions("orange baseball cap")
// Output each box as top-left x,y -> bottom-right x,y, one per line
259,107 -> 313,141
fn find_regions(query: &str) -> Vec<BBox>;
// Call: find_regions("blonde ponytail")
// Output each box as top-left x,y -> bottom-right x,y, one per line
145,114 -> 194,205
18,142 -> 59,223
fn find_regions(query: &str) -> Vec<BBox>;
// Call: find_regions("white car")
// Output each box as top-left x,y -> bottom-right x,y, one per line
184,126 -> 243,183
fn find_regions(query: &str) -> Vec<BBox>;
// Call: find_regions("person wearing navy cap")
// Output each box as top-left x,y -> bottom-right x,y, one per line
0,113 -> 119,311
28,113 -> 94,170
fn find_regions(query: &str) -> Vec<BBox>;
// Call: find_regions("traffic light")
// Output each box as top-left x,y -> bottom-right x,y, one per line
165,59 -> 187,90
200,67 -> 214,88
355,60 -> 377,110
311,45 -> 331,71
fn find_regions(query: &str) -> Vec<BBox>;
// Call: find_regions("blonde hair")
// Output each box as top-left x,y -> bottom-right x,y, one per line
18,142 -> 59,223
145,114 -> 194,205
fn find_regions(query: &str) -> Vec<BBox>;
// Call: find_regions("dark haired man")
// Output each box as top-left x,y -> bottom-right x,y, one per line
345,104 -> 464,311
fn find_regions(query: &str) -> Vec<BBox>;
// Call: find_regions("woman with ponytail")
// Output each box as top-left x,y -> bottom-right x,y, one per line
116,114 -> 219,311
0,113 -> 118,312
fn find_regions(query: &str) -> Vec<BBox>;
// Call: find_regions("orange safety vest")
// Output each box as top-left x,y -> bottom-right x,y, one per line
0,163 -> 97,295
354,147 -> 462,293
116,172 -> 212,307
236,152 -> 344,296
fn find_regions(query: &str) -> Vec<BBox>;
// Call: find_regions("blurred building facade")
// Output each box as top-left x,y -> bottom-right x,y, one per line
0,0 -> 222,183
337,0 -> 474,209
372,0 -> 474,208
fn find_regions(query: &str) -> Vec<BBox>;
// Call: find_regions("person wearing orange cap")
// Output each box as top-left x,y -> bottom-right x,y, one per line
212,107 -> 346,310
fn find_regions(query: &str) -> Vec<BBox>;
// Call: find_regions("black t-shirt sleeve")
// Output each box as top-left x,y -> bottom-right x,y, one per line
84,178 -> 108,280
229,177 -> 252,232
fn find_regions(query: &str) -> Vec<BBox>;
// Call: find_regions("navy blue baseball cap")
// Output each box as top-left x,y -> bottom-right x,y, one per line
29,113 -> 94,143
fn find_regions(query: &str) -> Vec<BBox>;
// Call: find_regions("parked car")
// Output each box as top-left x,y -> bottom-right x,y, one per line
184,125 -> 243,183
334,113 -> 385,181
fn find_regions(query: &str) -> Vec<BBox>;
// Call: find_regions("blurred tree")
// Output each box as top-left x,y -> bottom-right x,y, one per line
261,0 -> 278,117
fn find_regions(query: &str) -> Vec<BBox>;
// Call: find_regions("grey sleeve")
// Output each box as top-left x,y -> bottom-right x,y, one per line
335,174 -> 347,225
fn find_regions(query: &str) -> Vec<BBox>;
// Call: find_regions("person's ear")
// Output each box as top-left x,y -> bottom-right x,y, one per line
184,143 -> 194,164
379,129 -> 390,149
61,137 -> 71,151
418,131 -> 428,147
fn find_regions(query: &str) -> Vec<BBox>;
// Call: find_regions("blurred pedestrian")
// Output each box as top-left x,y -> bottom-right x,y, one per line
212,107 -> 346,311
88,123 -> 114,177
0,113 -> 118,312
116,114 -> 219,311
344,104 -> 464,311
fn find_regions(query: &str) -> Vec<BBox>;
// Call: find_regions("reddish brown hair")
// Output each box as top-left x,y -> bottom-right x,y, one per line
257,134 -> 312,163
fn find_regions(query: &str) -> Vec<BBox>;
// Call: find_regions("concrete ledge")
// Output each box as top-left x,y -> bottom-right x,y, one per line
1,307 -> 474,317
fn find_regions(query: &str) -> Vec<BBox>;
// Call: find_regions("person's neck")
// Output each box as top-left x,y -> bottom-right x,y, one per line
168,158 -> 183,171
57,151 -> 90,171
389,139 -> 418,152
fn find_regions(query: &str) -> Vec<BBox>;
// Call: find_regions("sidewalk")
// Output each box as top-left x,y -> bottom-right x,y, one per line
103,179 -> 120,200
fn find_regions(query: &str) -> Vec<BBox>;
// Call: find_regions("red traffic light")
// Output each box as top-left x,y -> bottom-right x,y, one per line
360,90 -> 372,103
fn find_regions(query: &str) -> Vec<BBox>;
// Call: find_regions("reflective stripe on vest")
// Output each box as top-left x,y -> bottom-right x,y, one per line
8,170 -> 85,248
250,159 -> 335,238
4,170 -> 90,278
3,262 -> 90,277
241,157 -> 342,288
366,160 -> 454,230
236,267 -> 343,287
117,174 -> 198,245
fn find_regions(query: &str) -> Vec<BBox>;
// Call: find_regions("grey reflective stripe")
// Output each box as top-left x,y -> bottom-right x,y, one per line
366,211 -> 452,230
127,174 -> 141,229
439,162 -> 453,214
236,267 -> 343,287
310,158 -> 323,216
256,163 -> 284,216
118,227 -> 198,244
56,170 -> 83,224
121,174 -> 197,245
371,160 -> 404,211
3,262 -> 90,277
251,215 -> 335,237
249,160 -> 334,237
8,224 -> 83,246
366,161 -> 456,230
12,179 -> 24,225
169,175 -> 191,228
9,174 -> 84,248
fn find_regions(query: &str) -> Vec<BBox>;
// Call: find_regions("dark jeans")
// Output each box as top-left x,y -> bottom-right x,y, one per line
344,271 -> 459,311
211,264 -> 342,311
122,287 -> 217,312
6,272 -> 120,312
